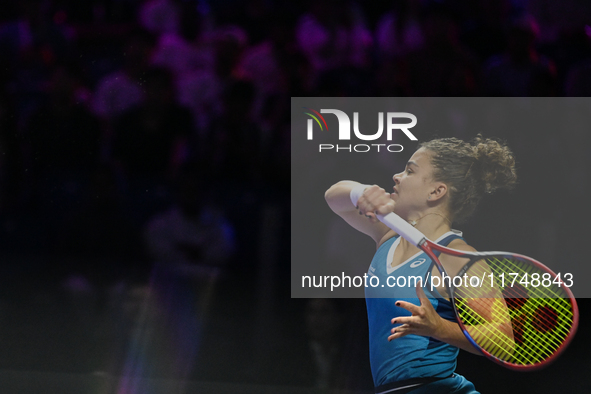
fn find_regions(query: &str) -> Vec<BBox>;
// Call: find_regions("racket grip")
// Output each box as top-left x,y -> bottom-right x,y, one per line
376,213 -> 426,247
349,184 -> 426,247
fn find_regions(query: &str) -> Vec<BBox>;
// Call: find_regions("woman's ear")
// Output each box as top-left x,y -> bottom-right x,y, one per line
428,183 -> 448,202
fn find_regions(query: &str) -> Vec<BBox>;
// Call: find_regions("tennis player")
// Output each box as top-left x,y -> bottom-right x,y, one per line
325,136 -> 517,393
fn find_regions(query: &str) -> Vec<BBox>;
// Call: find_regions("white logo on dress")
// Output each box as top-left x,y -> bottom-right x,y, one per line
409,258 -> 426,268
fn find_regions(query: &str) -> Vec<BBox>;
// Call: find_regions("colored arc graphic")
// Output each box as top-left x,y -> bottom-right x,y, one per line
303,107 -> 329,131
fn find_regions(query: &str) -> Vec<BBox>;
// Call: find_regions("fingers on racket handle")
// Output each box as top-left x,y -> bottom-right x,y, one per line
376,213 -> 426,247
349,185 -> 426,246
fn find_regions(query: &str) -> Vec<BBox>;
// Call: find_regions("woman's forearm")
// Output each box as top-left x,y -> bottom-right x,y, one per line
325,180 -> 362,213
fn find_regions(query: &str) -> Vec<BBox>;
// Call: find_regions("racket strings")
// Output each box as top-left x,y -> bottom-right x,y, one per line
516,297 -> 572,330
451,281 -> 516,357
486,270 -> 572,363
506,296 -> 574,343
457,301 -> 570,364
500,290 -> 572,333
455,298 -> 517,360
456,297 -> 564,363
453,256 -> 575,366
469,300 -> 560,358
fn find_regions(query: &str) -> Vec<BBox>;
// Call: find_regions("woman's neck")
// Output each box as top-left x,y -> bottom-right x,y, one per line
406,210 -> 452,242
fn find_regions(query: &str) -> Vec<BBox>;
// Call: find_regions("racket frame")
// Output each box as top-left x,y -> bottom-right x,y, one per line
418,239 -> 579,371
350,191 -> 579,371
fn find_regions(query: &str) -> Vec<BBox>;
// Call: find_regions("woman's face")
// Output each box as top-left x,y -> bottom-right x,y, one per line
391,148 -> 438,216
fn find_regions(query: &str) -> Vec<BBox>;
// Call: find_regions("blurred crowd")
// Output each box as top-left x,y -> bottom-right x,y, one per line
0,0 -> 590,391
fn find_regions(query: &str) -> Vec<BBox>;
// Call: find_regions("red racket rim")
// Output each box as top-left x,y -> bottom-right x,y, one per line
421,241 -> 579,371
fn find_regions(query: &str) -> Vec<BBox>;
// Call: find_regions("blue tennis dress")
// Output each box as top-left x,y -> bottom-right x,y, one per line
365,231 -> 479,393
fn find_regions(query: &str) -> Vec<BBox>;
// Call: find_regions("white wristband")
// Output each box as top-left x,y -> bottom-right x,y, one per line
350,184 -> 370,206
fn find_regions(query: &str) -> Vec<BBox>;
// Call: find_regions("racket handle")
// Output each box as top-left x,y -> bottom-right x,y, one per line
350,184 -> 426,247
376,212 -> 426,247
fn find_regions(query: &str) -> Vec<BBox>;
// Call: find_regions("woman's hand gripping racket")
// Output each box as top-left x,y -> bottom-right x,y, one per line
351,187 -> 579,371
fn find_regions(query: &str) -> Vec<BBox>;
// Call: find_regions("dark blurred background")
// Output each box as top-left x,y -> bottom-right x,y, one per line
0,0 -> 589,393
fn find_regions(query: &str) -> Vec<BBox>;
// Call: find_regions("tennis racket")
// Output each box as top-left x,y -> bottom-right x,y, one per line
351,193 -> 579,371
